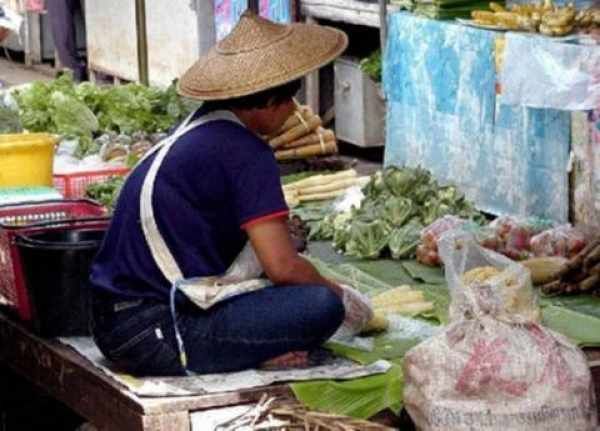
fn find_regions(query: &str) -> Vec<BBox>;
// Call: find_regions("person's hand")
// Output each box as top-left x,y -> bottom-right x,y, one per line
338,284 -> 374,335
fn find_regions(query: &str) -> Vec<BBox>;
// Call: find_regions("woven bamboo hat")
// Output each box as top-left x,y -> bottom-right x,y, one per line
178,11 -> 348,101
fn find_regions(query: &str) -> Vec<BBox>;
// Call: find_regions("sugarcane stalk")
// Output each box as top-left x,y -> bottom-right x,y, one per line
584,244 -> 600,272
557,239 -> 600,279
589,262 -> 600,276
578,274 -> 600,292
541,280 -> 564,295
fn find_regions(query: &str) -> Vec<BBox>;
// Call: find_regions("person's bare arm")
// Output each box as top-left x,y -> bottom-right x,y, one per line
245,217 -> 342,297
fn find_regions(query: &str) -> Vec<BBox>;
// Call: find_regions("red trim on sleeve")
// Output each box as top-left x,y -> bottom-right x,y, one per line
241,210 -> 289,230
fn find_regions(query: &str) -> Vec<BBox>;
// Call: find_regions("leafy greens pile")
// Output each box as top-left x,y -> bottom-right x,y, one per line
310,166 -> 485,259
85,176 -> 126,210
359,49 -> 382,83
12,74 -> 191,158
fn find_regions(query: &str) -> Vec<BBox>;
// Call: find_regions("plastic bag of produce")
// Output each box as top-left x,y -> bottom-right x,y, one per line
404,230 -> 597,431
416,215 -> 468,266
530,224 -> 587,258
487,216 -> 554,260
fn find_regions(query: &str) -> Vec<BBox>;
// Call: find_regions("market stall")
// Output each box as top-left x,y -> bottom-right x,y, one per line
2,2 -> 600,430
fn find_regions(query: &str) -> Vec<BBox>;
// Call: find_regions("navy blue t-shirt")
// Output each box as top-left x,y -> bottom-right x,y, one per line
89,111 -> 288,300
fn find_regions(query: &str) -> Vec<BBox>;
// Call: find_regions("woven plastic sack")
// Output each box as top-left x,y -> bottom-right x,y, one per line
404,231 -> 597,431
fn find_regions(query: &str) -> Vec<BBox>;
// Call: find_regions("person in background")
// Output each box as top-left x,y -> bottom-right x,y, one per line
46,0 -> 86,81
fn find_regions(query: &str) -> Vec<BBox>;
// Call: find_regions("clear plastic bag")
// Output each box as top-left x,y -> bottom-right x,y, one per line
416,215 -> 468,266
330,284 -> 374,340
403,231 -> 597,431
530,224 -> 587,258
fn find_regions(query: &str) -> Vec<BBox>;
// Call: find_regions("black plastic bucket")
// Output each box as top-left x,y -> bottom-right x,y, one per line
15,228 -> 106,337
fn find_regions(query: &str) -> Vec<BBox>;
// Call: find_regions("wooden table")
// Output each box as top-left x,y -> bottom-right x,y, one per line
0,311 -> 292,431
3,309 -> 600,430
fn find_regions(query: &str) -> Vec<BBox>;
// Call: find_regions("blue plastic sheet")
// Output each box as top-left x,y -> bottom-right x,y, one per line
383,13 -> 571,222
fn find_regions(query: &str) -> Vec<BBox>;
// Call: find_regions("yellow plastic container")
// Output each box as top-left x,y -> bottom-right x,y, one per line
0,133 -> 57,187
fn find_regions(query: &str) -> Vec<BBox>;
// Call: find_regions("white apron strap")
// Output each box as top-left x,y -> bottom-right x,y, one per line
140,110 -> 243,284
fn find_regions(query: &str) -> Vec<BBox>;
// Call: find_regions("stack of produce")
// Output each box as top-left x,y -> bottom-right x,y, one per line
267,104 -> 338,161
11,74 -> 193,158
282,169 -> 369,207
471,0 -> 599,36
310,166 -> 484,260
417,216 -> 588,267
415,0 -> 496,20
533,238 -> 600,295
96,131 -> 162,166
363,286 -> 435,333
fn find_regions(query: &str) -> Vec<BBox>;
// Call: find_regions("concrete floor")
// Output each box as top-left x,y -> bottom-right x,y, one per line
0,57 -> 53,88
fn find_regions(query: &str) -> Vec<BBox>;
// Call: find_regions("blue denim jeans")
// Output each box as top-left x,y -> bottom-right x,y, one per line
90,285 -> 345,376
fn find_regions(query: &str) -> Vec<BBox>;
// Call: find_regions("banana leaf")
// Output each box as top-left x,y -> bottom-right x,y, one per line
307,256 -> 393,296
291,364 -> 404,420
401,261 -> 446,285
350,260 -> 415,286
542,304 -> 600,347
413,283 -> 451,324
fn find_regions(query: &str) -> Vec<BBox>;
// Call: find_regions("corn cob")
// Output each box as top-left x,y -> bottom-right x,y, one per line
521,257 -> 567,286
371,288 -> 424,308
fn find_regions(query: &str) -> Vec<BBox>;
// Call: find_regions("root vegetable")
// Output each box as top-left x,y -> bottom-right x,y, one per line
298,177 -> 367,196
269,115 -> 322,149
275,139 -> 336,161
297,189 -> 347,202
283,169 -> 357,192
280,128 -> 335,149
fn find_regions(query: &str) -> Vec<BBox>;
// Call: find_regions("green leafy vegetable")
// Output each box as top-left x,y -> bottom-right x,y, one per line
389,220 -> 423,259
0,95 -> 22,133
85,176 -> 126,210
345,220 -> 392,259
359,49 -> 382,83
312,166 -> 483,260
12,74 -> 191,158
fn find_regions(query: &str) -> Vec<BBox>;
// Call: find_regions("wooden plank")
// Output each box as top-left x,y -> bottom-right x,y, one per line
141,385 -> 293,415
142,412 -> 190,431
304,15 -> 320,116
300,0 -> 400,28
0,313 -> 148,430
26,12 -> 43,65
0,312 -> 294,424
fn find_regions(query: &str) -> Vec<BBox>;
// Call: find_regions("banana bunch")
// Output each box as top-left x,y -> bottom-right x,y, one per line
575,8 -> 600,30
471,0 -> 598,36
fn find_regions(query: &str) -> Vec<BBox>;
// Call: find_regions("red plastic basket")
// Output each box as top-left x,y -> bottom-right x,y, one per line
0,199 -> 109,322
53,167 -> 130,199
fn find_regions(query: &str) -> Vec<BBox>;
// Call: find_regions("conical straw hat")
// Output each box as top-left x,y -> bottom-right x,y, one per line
178,11 -> 348,101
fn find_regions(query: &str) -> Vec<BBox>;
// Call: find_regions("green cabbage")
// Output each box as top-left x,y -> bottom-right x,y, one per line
389,219 -> 424,259
345,220 -> 392,259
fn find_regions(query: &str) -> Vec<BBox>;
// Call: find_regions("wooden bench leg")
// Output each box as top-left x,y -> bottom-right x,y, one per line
142,412 -> 190,431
